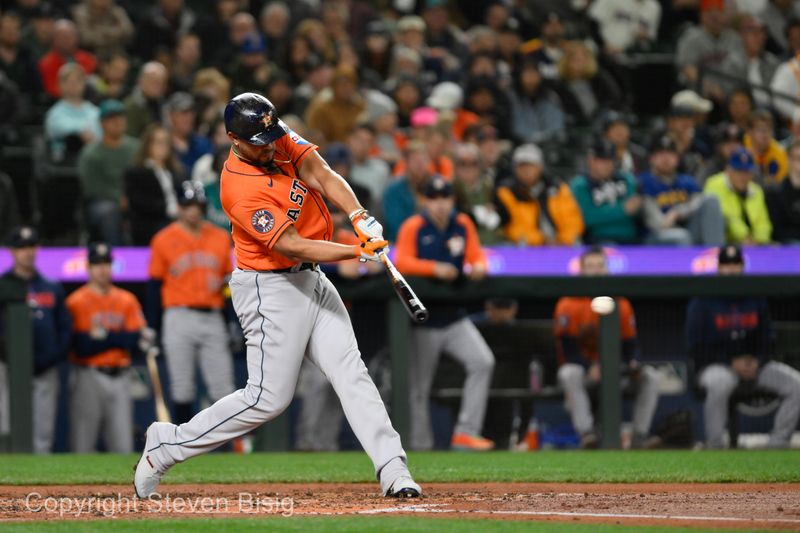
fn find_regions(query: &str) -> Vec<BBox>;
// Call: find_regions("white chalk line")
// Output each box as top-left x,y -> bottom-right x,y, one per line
354,503 -> 800,524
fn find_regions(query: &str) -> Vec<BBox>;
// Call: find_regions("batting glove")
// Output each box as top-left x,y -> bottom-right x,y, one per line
354,238 -> 388,262
350,208 -> 384,243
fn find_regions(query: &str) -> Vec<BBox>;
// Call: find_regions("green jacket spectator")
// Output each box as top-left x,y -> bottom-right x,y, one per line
703,148 -> 772,244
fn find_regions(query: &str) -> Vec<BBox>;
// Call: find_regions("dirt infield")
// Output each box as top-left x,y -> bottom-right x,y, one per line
2,483 -> 800,529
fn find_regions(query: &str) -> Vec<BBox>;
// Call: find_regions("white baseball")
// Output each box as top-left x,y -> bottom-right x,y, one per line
591,296 -> 616,315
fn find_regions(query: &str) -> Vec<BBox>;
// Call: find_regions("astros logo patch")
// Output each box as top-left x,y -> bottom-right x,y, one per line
251,209 -> 275,233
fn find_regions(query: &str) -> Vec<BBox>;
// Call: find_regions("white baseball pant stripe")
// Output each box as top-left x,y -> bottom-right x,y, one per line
699,361 -> 800,448
162,308 -> 234,403
146,268 -> 410,492
409,318 -> 495,450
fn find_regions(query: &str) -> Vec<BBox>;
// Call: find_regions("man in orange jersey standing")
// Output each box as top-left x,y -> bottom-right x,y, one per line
67,242 -> 148,452
554,246 -> 660,449
147,181 -> 236,424
135,93 -> 420,499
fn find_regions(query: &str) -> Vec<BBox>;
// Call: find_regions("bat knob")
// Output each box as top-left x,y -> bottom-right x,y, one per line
414,309 -> 430,323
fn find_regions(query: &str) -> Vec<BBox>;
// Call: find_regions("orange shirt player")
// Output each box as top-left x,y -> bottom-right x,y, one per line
134,93 -> 421,500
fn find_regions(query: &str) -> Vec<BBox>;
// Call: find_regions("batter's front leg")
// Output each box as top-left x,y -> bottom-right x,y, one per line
306,274 -> 412,494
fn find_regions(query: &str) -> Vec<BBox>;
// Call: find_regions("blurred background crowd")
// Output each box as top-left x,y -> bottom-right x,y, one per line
2,0 -> 800,247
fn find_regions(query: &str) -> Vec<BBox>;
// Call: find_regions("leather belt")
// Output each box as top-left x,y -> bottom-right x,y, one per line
269,262 -> 317,274
87,366 -> 127,377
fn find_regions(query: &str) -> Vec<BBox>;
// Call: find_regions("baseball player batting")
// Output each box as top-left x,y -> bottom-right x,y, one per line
134,93 -> 421,498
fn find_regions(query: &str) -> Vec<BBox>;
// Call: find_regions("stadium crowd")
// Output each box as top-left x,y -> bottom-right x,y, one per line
2,0 -> 800,245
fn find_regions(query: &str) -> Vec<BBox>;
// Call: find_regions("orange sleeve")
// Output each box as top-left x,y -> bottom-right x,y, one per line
618,298 -> 637,340
148,234 -> 166,280
554,298 -> 578,337
123,292 -> 146,332
228,192 -> 294,251
458,213 -> 487,269
276,129 -> 318,167
393,215 -> 438,277
439,156 -> 454,180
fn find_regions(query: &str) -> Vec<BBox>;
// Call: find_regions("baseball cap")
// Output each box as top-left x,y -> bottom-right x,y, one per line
728,147 -> 755,171
589,138 -> 616,160
600,110 -> 629,132
240,32 -> 266,54
718,245 -> 744,265
165,91 -> 195,113
324,143 -> 352,167
398,15 -> 426,32
671,90 -> 713,114
88,242 -> 113,264
99,99 -> 125,120
512,144 -> 544,166
426,82 -> 463,111
423,177 -> 454,198
649,134 -> 678,154
6,226 -> 38,248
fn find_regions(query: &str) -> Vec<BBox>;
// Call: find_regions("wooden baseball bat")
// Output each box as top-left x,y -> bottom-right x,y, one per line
378,251 -> 429,324
145,346 -> 171,423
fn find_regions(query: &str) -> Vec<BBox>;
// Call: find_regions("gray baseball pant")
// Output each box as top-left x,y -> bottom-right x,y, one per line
146,269 -> 411,493
0,363 -> 59,452
0,361 -> 8,436
296,360 -> 343,451
409,318 -> 495,450
699,361 -> 800,448
558,363 -> 660,436
162,308 -> 235,404
69,366 -> 133,453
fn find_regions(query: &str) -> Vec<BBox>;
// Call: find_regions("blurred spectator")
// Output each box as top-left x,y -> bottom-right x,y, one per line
0,71 -> 24,144
195,0 -> 240,64
169,33 -> 201,93
124,124 -> 183,245
201,147 -> 232,231
134,0 -> 196,62
192,118 -> 231,186
464,75 -> 513,139
744,110 -> 788,185
78,99 -> 138,245
699,122 -> 745,182
259,2 -> 290,68
519,11 -> 568,80
426,81 -> 480,141
508,58 -> 566,145
360,19 -> 394,83
383,141 -> 437,241
423,0 -> 464,59
555,246 -> 660,449
588,0 -> 661,55
347,124 -> 391,219
470,297 -> 519,326
212,11 -> 257,72
191,68 -> 230,135
38,19 -> 96,98
305,65 -> 365,144
66,242 -> 144,453
714,15 -> 778,108
391,75 -> 422,129
323,142 -> 371,210
165,91 -> 212,174
44,63 -> 100,160
765,140 -> 800,242
284,35 -> 315,84
0,172 -> 20,238
770,48 -> 800,125
665,98 -> 712,178
554,40 -> 622,125
570,138 -> 642,244
640,134 -> 725,245
295,18 -> 336,64
601,110 -> 646,175
293,56 -> 333,117
725,88 -> 754,130
0,11 -> 41,95
228,32 -> 279,97
496,19 -> 522,69
1,226 -> 70,454
675,0 -> 743,91
760,0 -> 800,53
394,109 -> 454,179
452,143 -> 503,245
88,50 -> 129,101
71,0 -> 134,52
394,177 -> 495,452
21,3 -> 56,61
496,144 -> 584,246
703,148 -> 772,244
687,245 -> 800,449
264,71 -> 294,116
124,61 -> 168,137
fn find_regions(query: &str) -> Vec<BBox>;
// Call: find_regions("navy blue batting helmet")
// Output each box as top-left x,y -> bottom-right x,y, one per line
224,92 -> 288,146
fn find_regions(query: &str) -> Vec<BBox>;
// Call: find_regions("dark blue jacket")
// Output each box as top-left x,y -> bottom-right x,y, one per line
1,269 -> 71,375
686,296 -> 771,370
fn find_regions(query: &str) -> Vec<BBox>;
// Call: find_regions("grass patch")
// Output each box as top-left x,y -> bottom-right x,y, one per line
0,517 -> 779,533
0,450 -> 798,485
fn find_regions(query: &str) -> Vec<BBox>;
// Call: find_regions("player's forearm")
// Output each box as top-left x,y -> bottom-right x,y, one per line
319,171 -> 362,216
277,237 -> 358,263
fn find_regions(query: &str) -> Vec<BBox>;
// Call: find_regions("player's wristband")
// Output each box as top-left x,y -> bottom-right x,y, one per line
349,208 -> 368,222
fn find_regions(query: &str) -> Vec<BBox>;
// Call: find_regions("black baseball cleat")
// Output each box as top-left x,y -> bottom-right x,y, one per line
385,476 -> 422,498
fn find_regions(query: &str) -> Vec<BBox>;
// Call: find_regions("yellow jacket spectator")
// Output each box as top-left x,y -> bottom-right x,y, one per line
495,144 -> 584,245
703,149 -> 772,244
304,65 -> 365,143
744,110 -> 787,185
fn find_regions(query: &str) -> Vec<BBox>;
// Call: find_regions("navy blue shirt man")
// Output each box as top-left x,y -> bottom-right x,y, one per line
687,245 -> 800,448
1,226 -> 71,453
394,178 -> 496,452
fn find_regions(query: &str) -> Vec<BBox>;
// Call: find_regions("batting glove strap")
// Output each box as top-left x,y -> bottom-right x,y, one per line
350,209 -> 384,243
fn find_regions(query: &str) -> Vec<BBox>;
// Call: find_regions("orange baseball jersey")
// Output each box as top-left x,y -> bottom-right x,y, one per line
66,285 -> 145,367
554,297 -> 636,365
220,130 -> 333,271
149,222 -> 233,309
